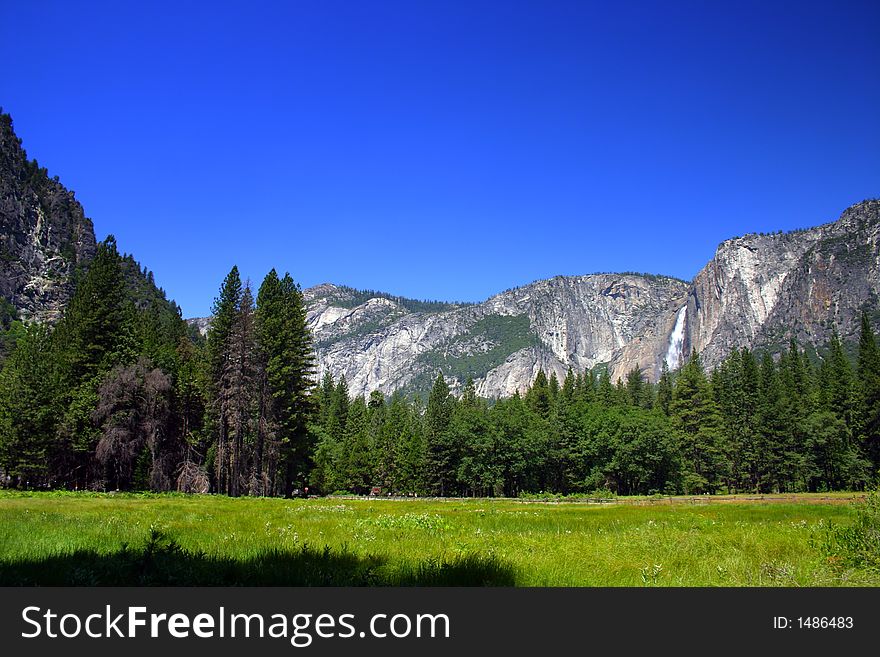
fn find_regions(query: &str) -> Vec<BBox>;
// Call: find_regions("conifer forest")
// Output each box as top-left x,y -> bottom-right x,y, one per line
2,236 -> 878,498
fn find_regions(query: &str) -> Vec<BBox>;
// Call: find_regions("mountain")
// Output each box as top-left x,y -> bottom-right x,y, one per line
3,111 -> 877,399
685,200 -> 880,364
191,200 -> 880,399
0,113 -> 96,323
0,111 -> 183,332
301,275 -> 690,397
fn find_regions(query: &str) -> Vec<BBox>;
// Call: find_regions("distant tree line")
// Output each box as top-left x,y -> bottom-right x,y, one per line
1,241 -> 879,496
310,322 -> 879,496
329,285 -> 473,312
0,240 -> 315,496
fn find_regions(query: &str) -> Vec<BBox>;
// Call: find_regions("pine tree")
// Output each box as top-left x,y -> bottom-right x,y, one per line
424,373 -> 455,495
737,349 -> 762,492
811,330 -> 867,489
369,390 -> 393,491
342,396 -> 372,493
548,372 -> 560,403
597,369 -> 615,406
49,236 -> 139,489
54,236 -> 134,383
332,375 -> 350,436
824,330 -> 856,427
757,352 -> 789,492
552,371 -> 580,494
526,370 -> 552,418
670,350 -> 723,493
254,270 -> 283,494
625,367 -> 647,408
317,371 -> 336,429
310,372 -> 345,494
206,266 -> 242,494
395,394 -> 425,494
454,378 -> 498,496
655,360 -> 673,415
219,284 -> 257,497
713,348 -> 760,492
491,392 -> 538,496
173,336 -> 208,492
857,311 -> 880,472
276,273 -> 316,495
775,340 -> 811,491
561,367 -> 576,403
0,323 -> 57,487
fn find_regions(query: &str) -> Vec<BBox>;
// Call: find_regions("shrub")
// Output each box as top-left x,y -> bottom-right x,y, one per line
816,491 -> 880,572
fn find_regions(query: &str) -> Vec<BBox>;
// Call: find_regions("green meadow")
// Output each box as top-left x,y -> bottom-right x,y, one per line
0,492 -> 876,586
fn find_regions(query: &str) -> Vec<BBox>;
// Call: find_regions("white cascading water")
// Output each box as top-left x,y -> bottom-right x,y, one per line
665,306 -> 687,370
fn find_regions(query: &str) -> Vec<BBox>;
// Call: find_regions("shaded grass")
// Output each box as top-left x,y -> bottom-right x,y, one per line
0,527 -> 514,586
0,492 -> 875,586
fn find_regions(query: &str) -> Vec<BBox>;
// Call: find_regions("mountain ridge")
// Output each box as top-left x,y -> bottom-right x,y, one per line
1,110 -> 877,399
0,111 -> 96,323
188,199 -> 878,399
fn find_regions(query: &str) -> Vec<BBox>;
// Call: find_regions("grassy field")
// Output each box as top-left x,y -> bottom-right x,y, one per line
0,492 -> 876,586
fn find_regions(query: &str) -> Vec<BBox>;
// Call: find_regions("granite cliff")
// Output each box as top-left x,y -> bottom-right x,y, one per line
2,112 -> 877,399
292,200 -> 880,398
0,113 -> 96,322
684,200 -> 880,365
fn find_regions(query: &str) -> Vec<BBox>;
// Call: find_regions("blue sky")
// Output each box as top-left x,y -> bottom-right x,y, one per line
2,1 -> 878,317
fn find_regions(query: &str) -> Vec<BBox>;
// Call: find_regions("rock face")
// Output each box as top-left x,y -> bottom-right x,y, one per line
186,200 -> 880,400
297,200 -> 880,399
5,112 -> 875,398
684,200 -> 880,365
0,113 -> 96,322
187,316 -> 212,337
304,274 -> 691,398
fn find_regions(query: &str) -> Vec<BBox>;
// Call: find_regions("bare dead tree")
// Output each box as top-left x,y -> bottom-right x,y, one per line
177,458 -> 210,494
218,284 -> 258,496
93,358 -> 173,490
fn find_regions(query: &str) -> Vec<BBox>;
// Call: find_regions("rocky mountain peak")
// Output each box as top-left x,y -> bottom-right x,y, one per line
0,112 -> 96,322
4,111 -> 877,401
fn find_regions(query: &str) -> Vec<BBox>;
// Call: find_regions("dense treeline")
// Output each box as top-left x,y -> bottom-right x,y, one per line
1,242 -> 879,496
0,237 -> 192,490
330,285 -> 472,313
0,241 -> 315,496
310,324 -> 879,496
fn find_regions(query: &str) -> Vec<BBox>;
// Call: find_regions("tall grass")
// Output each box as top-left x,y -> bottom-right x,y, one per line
0,492 -> 873,586
813,491 -> 880,584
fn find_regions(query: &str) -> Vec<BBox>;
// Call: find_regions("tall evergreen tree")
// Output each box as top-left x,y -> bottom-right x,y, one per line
424,373 -> 456,496
491,392 -> 538,496
857,311 -> 880,472
0,324 -> 57,487
671,351 -> 723,493
54,236 -> 134,383
454,379 -> 499,496
206,266 -> 243,493
218,284 -> 257,497
342,396 -> 372,493
369,390 -> 394,490
824,330 -> 856,427
561,367 -> 576,403
597,369 -> 615,406
757,352 -> 790,492
526,369 -> 552,418
50,236 -> 138,489
275,273 -> 316,495
655,360 -> 673,416
625,367 -> 651,409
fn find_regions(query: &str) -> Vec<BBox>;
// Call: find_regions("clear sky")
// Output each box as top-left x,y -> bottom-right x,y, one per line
1,1 -> 878,317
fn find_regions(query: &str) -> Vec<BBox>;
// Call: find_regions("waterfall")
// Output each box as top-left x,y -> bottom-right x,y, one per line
665,306 -> 687,370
